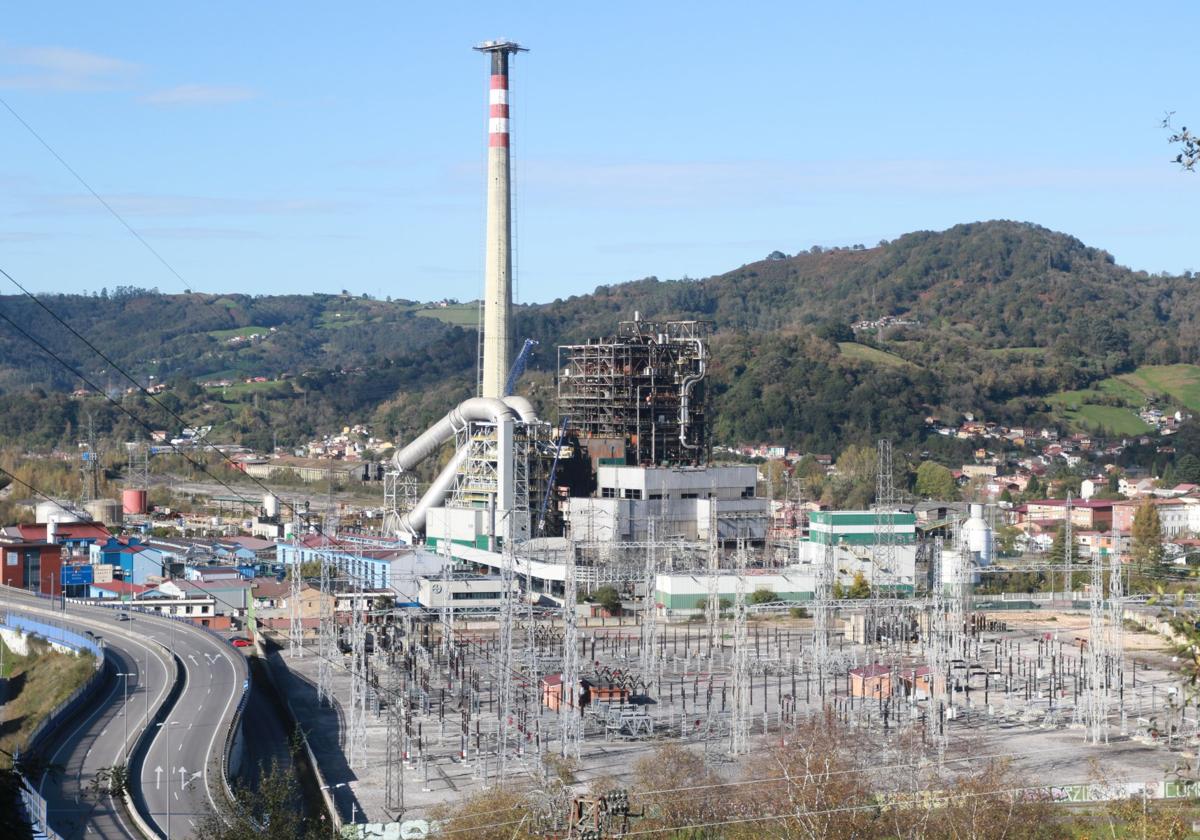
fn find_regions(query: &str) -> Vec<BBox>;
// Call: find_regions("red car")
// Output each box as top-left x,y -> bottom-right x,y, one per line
230,637 -> 253,648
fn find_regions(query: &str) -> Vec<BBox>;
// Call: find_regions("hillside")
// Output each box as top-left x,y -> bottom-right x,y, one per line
1,221 -> 1196,454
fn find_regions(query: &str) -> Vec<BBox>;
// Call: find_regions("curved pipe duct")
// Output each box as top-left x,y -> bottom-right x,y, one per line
501,395 -> 538,423
391,396 -> 540,537
392,397 -> 518,471
397,446 -> 472,536
678,337 -> 706,451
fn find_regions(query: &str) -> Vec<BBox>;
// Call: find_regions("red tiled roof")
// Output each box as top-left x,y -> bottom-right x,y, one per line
91,581 -> 150,595
17,522 -> 111,542
850,664 -> 891,678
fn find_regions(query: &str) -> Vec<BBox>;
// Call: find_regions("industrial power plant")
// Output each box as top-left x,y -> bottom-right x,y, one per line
243,42 -> 1188,837
7,31 -> 1190,840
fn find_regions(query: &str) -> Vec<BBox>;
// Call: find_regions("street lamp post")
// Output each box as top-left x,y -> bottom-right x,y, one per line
116,672 -> 135,760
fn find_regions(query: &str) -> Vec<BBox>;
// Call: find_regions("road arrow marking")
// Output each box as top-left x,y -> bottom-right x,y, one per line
154,766 -> 162,790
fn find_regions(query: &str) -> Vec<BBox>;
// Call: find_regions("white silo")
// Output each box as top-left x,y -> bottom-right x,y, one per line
35,501 -> 85,524
939,504 -> 993,591
961,504 -> 994,568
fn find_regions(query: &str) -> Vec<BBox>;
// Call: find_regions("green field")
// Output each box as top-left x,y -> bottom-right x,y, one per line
415,303 -> 480,327
837,342 -> 915,368
1044,364 -> 1200,434
206,379 -> 289,398
208,325 -> 271,341
1118,365 -> 1200,411
1055,404 -> 1151,435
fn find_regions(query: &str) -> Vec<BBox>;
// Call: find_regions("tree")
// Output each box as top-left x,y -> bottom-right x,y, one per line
632,744 -> 726,831
1176,453 -> 1200,485
846,571 -> 871,599
995,524 -> 1021,557
914,460 -> 958,500
590,586 -> 622,615
749,588 -> 780,605
194,760 -> 335,840
1165,115 -> 1199,171
1026,474 -> 1041,496
1131,497 -> 1165,576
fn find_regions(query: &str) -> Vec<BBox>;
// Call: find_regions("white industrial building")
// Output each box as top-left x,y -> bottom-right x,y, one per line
653,570 -> 815,617
566,465 -> 768,543
416,574 -> 518,612
796,510 -> 919,594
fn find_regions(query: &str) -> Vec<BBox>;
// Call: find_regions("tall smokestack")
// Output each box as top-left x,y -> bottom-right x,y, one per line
474,40 -> 526,399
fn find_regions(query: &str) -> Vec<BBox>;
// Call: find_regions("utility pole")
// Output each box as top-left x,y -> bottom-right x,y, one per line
1064,492 -> 1074,598
560,541 -> 581,760
288,511 -> 303,658
729,536 -> 750,756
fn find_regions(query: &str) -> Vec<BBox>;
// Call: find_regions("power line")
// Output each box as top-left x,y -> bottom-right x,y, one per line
0,95 -> 193,292
0,264 -> 319,521
0,302 -> 534,695
0,304 -> 256,508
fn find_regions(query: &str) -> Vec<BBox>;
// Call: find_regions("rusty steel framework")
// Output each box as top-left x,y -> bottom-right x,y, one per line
557,318 -> 710,466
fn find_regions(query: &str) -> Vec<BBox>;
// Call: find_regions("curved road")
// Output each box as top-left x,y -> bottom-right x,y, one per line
9,598 -> 174,839
139,613 -> 247,838
2,588 -> 247,839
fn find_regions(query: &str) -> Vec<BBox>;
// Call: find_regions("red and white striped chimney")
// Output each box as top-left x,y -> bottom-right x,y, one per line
474,40 -> 526,400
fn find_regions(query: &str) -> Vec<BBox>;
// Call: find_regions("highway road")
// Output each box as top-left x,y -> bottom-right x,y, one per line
138,611 -> 247,838
3,591 -> 173,839
2,588 -> 248,839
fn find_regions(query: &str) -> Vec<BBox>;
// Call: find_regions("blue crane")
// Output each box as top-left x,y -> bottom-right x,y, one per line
537,414 -> 570,535
504,338 -> 539,397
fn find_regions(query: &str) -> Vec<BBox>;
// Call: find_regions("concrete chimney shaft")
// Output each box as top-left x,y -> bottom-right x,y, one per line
475,41 -> 525,399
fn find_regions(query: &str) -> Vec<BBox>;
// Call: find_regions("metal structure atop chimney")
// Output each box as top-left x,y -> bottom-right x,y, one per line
557,317 -> 710,466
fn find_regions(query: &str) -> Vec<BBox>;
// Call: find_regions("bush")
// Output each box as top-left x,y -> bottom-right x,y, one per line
749,588 -> 780,605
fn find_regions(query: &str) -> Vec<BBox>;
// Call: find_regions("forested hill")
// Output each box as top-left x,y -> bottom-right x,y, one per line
1,221 -> 1196,454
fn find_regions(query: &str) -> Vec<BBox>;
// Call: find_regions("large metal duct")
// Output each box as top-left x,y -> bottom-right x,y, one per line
396,446 -> 472,537
501,395 -> 538,423
392,396 -> 540,536
392,397 -> 518,471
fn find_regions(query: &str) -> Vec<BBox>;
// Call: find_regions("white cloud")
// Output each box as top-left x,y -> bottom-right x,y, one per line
0,44 -> 138,91
140,84 -> 258,107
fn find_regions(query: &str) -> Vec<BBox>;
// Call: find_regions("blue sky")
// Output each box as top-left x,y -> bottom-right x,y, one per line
1,3 -> 1197,303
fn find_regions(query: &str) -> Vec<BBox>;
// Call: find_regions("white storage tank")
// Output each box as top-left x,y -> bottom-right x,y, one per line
939,505 -> 992,591
35,500 -> 86,524
86,499 -> 124,527
962,503 -> 994,568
